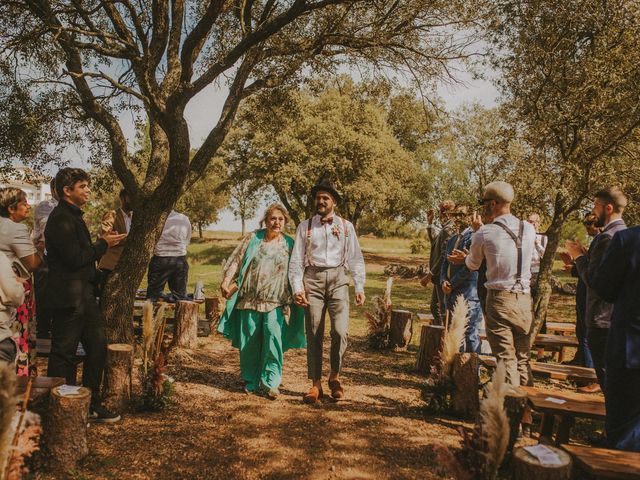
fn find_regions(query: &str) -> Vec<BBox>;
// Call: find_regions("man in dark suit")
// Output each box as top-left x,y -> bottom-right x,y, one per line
566,187 -> 628,391
593,226 -> 640,452
45,168 -> 126,422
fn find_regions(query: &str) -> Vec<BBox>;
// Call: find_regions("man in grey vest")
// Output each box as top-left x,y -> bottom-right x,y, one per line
449,181 -> 536,386
289,177 -> 366,404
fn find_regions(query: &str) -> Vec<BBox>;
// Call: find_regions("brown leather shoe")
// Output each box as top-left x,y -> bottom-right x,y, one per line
577,383 -> 602,394
328,379 -> 344,400
303,386 -> 323,404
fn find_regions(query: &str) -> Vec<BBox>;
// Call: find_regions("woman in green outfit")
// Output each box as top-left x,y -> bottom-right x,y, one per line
218,204 -> 305,398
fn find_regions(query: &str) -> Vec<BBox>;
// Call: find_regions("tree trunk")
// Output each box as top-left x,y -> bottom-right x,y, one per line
389,309 -> 413,350
205,297 -> 221,330
512,445 -> 571,480
504,387 -> 528,454
173,300 -> 199,348
530,209 -> 568,347
415,325 -> 445,375
198,223 -> 203,239
103,343 -> 134,414
451,352 -> 479,417
241,217 -> 246,236
44,386 -> 91,471
102,202 -> 172,343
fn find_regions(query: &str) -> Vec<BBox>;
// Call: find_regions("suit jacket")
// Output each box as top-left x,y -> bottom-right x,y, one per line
440,228 -> 478,297
593,226 -> 640,370
98,208 -> 129,271
429,220 -> 455,283
44,200 -> 108,308
575,218 -> 626,330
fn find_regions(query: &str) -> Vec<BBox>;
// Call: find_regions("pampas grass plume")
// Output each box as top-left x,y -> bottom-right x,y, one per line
480,361 -> 510,477
440,296 -> 468,375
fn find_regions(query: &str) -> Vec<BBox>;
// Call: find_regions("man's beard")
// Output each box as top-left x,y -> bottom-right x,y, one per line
595,210 -> 607,228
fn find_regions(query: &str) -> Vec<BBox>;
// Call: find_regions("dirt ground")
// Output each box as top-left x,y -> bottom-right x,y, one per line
37,334 -> 469,480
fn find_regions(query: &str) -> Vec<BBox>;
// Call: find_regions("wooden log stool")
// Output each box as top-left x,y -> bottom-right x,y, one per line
44,386 -> 91,471
451,352 -> 479,417
173,300 -> 199,348
504,387 -> 528,454
389,309 -> 413,350
415,325 -> 445,375
103,343 -> 134,414
512,445 -> 572,479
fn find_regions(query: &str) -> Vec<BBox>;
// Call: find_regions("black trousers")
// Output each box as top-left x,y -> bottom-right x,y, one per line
588,327 -> 609,391
34,267 -> 54,339
146,255 -> 189,300
47,291 -> 106,404
0,337 -> 17,364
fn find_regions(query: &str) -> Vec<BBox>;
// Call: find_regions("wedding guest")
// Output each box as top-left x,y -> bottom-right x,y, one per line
45,168 -> 125,422
566,187 -> 627,391
0,187 -> 42,375
146,210 -> 191,302
441,205 -> 482,353
218,204 -> 305,398
449,181 -> 536,386
593,226 -> 640,452
98,189 -> 132,295
289,177 -> 366,404
0,251 -> 25,364
32,177 -> 58,339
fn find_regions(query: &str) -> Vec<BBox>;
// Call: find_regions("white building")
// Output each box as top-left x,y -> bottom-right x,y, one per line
0,167 -> 52,204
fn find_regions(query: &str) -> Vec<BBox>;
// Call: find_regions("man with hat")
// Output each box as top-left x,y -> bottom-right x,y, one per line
289,176 -> 366,404
448,181 -> 536,386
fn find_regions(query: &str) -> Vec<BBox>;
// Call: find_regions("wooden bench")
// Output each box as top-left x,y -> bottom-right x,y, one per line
478,355 -> 597,384
416,313 -> 434,324
546,322 -> 576,336
15,376 -> 65,407
534,334 -> 579,362
521,386 -> 605,446
561,444 -> 640,479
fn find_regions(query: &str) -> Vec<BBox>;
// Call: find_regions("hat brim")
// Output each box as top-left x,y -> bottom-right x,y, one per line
311,186 -> 341,204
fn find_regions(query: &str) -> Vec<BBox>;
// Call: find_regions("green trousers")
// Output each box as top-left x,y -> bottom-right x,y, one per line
236,307 -> 285,391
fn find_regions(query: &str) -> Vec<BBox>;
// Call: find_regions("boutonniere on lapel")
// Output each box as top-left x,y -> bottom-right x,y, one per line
331,224 -> 341,239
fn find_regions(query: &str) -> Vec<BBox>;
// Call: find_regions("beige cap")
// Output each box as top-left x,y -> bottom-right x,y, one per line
480,181 -> 515,204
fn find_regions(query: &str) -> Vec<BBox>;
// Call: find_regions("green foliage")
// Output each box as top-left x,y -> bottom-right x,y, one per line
222,77 -> 435,226
410,239 -> 429,254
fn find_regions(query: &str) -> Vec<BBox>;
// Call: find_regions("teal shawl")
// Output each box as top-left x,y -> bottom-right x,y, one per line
217,229 -> 306,351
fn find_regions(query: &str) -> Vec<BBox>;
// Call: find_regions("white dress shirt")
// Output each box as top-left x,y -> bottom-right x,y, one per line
465,213 -> 536,292
530,233 -> 548,274
289,214 -> 366,294
121,208 -> 133,233
154,211 -> 192,257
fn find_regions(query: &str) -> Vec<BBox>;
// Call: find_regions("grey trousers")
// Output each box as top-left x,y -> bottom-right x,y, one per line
485,289 -> 532,387
304,266 -> 350,381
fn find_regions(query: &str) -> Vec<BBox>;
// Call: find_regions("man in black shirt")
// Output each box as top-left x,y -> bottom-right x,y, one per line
45,168 -> 126,422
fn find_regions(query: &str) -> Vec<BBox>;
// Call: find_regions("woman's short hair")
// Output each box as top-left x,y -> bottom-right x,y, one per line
0,188 -> 27,218
260,203 -> 290,227
55,167 -> 90,199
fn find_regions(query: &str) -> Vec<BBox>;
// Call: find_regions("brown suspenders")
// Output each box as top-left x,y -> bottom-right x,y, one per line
493,220 -> 525,291
304,216 -> 350,267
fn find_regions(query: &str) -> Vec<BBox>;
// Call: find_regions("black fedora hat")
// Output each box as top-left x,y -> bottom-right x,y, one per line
310,175 -> 342,203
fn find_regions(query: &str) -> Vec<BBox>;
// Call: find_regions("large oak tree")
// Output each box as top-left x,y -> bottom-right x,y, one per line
1,0 -> 478,341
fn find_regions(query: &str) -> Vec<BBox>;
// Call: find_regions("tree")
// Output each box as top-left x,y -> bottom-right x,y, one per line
223,78 -> 431,227
0,0 -> 481,341
485,0 -> 640,340
177,158 -> 229,239
228,179 -> 263,236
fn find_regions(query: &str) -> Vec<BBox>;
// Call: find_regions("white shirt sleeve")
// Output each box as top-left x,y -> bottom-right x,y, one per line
0,253 -> 25,307
464,228 -> 485,272
346,222 -> 366,293
288,222 -> 307,294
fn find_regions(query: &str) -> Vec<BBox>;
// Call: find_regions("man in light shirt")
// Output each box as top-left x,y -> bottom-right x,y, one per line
448,181 -> 536,386
289,177 -> 366,404
146,210 -> 192,302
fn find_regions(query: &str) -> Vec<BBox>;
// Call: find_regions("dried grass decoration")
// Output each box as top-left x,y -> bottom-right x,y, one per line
140,301 -> 175,411
0,364 -> 42,480
423,296 -> 468,412
364,277 -> 393,350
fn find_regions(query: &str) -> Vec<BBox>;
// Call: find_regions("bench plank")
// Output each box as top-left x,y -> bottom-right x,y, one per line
15,376 -> 65,406
562,444 -> 640,480
478,356 -> 597,383
547,322 -> 576,335
520,386 -> 605,420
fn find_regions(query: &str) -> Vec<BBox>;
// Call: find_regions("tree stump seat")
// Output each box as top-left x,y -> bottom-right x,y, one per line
513,445 -> 572,479
520,386 -> 605,446
561,444 -> 640,479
